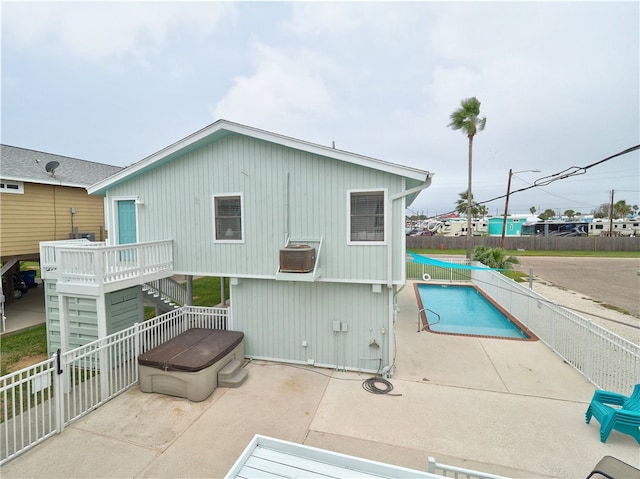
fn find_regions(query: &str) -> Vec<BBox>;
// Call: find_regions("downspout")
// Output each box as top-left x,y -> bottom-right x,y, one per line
381,174 -> 433,378
386,175 -> 433,289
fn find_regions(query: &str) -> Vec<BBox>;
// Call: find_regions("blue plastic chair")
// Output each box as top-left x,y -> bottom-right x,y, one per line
585,384 -> 640,444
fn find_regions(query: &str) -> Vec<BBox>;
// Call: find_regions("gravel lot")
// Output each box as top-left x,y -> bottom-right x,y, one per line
514,256 -> 640,316
513,256 -> 639,343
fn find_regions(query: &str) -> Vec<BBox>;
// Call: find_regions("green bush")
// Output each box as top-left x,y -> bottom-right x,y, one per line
471,246 -> 519,270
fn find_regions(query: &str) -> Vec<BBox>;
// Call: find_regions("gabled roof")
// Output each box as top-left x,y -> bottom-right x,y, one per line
88,119 -> 432,196
0,145 -> 123,188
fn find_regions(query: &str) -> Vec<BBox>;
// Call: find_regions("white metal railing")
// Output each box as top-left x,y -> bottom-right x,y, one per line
0,358 -> 59,464
40,240 -> 173,292
406,257 -> 473,282
0,306 -> 229,465
428,457 -> 512,479
143,277 -> 188,307
470,268 -> 640,394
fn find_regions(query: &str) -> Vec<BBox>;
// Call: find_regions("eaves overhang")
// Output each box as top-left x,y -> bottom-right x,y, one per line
1,175 -> 92,189
88,119 -> 432,196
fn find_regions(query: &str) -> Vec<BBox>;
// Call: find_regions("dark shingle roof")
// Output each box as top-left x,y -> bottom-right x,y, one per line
0,145 -> 123,187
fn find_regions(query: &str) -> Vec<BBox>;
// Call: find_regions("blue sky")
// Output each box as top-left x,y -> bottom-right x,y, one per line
2,1 -> 639,217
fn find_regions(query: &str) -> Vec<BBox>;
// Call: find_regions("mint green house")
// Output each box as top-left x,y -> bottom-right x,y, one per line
41,120 -> 433,376
487,215 -> 533,237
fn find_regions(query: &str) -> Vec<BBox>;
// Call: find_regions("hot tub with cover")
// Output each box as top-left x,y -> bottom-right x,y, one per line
138,328 -> 245,402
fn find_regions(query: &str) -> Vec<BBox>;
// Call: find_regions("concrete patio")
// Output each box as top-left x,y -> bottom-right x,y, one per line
1,279 -> 638,479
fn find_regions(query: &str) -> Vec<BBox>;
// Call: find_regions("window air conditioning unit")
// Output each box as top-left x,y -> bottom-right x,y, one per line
279,245 -> 316,273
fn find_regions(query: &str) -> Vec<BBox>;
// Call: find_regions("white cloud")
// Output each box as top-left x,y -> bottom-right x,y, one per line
2,1 -> 637,216
212,42 -> 337,138
286,2 -> 425,41
2,2 -> 236,64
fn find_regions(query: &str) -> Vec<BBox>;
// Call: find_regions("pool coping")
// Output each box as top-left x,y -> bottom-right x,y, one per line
413,281 -> 539,341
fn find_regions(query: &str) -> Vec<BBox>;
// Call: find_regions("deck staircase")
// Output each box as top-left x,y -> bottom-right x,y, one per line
142,277 -> 187,313
218,359 -> 249,388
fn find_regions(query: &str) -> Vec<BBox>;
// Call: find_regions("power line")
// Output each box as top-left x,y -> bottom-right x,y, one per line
420,144 -> 640,218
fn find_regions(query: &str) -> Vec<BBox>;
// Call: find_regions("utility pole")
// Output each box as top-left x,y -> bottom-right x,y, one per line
500,169 -> 513,249
608,189 -> 615,236
500,169 -> 539,248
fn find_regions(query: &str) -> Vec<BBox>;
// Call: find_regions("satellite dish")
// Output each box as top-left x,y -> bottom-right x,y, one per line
45,161 -> 59,177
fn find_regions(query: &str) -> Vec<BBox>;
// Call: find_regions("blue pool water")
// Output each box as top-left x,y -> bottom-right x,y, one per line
415,284 -> 530,339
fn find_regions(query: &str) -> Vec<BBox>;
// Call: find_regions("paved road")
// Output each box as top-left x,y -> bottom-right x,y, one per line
514,256 -> 640,317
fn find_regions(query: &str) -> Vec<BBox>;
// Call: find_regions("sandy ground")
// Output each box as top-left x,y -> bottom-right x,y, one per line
514,256 -> 639,344
515,256 -> 640,317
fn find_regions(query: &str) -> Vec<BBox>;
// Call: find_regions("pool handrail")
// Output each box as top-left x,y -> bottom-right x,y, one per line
418,307 -> 441,332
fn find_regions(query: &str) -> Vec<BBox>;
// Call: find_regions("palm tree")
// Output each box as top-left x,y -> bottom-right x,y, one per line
455,191 -> 479,216
613,200 -> 631,218
471,246 -> 519,270
448,97 -> 487,258
529,206 -> 537,215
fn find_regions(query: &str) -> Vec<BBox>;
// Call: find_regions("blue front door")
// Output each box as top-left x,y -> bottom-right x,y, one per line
117,200 -> 137,244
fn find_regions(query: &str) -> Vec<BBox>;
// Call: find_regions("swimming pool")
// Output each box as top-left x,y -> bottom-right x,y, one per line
414,283 -> 535,340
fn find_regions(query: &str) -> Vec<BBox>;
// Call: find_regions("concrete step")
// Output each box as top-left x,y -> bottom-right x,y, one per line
218,359 -> 248,388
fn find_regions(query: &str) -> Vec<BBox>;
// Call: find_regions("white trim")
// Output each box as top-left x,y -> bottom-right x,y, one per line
212,192 -> 245,243
225,434 -> 439,479
347,188 -> 388,245
2,175 -> 92,189
88,120 -> 431,195
0,179 -> 24,194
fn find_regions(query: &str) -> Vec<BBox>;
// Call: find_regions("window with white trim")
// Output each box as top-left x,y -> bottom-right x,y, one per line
0,180 -> 24,194
213,194 -> 243,242
349,190 -> 385,243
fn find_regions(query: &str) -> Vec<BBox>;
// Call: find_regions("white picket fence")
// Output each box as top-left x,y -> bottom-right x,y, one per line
0,306 -> 228,465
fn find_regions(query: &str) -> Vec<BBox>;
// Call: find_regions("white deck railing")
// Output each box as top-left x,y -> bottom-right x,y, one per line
143,277 -> 188,307
40,238 -> 106,274
428,457 -> 512,479
0,306 -> 229,465
40,240 -> 174,294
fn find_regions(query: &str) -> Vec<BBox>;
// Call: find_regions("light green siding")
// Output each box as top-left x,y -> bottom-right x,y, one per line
45,281 -> 60,355
45,280 -> 98,355
45,281 -> 144,353
231,279 -> 390,373
105,133 -> 408,283
105,286 -> 145,335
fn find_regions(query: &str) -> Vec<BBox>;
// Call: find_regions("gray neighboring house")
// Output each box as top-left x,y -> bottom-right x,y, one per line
41,120 -> 434,375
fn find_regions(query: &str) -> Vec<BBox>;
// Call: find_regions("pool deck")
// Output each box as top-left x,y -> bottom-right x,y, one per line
2,279 -> 639,479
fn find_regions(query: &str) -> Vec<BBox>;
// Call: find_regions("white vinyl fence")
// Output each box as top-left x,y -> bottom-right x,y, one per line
0,306 -> 228,465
